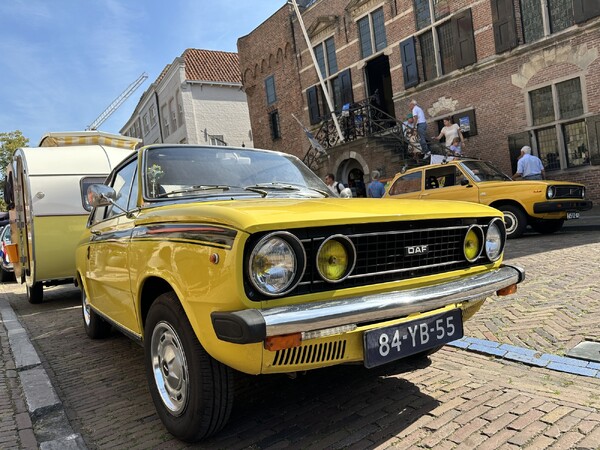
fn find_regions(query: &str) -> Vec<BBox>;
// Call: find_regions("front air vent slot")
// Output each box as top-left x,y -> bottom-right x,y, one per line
272,340 -> 347,366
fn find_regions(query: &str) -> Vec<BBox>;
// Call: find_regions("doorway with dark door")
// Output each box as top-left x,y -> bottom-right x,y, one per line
508,132 -> 531,175
365,55 -> 395,120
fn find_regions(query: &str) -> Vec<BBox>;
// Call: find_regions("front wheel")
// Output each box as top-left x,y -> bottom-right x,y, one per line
82,287 -> 112,339
26,282 -> 43,304
144,292 -> 234,442
499,205 -> 527,239
531,219 -> 564,234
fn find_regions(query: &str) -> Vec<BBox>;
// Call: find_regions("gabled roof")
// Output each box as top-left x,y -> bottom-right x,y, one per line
183,49 -> 242,84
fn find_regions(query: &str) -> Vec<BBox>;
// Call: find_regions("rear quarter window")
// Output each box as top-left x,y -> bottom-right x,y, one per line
389,172 -> 422,195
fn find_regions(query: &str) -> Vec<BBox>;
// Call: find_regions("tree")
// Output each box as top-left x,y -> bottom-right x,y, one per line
0,131 -> 29,211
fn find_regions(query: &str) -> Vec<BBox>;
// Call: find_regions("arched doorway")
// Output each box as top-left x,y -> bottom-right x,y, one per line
337,158 -> 366,197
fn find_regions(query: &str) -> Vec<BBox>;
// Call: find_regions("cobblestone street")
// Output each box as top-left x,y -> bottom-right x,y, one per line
1,224 -> 599,449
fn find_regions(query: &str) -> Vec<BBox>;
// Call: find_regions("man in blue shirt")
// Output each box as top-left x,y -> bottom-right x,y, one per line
512,146 -> 545,180
368,170 -> 385,198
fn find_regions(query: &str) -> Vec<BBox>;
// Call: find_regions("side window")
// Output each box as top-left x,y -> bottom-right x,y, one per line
106,161 -> 137,219
425,173 -> 440,189
389,172 -> 422,195
265,75 -> 277,105
127,169 -> 139,210
425,167 -> 460,188
455,167 -> 468,186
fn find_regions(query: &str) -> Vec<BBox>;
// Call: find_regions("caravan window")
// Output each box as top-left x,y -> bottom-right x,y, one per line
81,177 -> 106,211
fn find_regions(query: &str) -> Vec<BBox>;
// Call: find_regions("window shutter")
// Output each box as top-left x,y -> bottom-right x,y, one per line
491,0 -> 518,53
307,86 -> 320,125
400,37 -> 419,89
339,69 -> 353,106
453,9 -> 477,69
573,0 -> 600,24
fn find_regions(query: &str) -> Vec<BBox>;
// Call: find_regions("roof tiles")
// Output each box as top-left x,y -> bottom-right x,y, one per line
183,49 -> 242,84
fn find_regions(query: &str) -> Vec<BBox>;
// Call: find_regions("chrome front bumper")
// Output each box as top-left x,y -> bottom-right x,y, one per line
211,264 -> 525,344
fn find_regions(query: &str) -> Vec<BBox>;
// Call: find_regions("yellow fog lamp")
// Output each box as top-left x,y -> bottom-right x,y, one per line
463,225 -> 484,262
316,235 -> 356,282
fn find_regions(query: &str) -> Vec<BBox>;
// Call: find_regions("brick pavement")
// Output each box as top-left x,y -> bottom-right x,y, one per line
0,222 -> 599,449
0,312 -> 36,449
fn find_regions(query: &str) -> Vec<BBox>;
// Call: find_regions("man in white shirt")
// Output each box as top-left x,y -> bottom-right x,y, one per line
325,173 -> 343,195
410,99 -> 429,154
512,146 -> 545,180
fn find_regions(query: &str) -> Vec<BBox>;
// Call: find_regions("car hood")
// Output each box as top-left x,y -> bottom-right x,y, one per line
476,180 -> 582,188
135,198 -> 501,233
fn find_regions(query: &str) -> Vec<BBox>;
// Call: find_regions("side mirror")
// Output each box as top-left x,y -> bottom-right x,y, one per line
87,184 -> 116,207
460,179 -> 471,186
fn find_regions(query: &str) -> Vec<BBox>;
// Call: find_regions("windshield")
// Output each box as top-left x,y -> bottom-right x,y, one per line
143,146 -> 331,199
460,160 -> 512,182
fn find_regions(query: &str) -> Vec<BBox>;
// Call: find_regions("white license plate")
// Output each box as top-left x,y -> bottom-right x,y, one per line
567,211 -> 580,220
363,309 -> 463,368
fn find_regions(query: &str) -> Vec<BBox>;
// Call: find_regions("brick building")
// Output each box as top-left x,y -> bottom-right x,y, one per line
237,0 -> 600,201
122,49 -> 253,148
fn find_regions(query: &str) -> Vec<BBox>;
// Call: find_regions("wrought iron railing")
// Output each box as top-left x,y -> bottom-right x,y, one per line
302,94 -> 448,170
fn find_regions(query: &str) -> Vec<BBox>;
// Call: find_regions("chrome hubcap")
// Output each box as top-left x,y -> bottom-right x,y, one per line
82,291 -> 91,326
151,321 -> 188,415
503,212 -> 517,235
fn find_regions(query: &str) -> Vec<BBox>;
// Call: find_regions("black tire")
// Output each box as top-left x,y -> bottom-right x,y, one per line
531,219 -> 564,235
0,267 -> 14,283
498,205 -> 527,239
144,292 -> 234,442
81,287 -> 112,339
26,282 -> 43,304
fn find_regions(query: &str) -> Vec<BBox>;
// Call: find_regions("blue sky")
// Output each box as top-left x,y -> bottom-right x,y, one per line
0,0 -> 283,145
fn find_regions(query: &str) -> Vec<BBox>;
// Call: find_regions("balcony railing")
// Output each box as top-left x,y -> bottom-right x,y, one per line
302,94 -> 449,170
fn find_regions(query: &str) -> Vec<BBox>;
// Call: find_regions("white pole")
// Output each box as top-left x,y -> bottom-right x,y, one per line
289,0 -> 345,143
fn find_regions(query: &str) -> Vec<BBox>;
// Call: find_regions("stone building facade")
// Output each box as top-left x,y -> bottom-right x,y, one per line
237,0 -> 600,201
122,49 -> 254,149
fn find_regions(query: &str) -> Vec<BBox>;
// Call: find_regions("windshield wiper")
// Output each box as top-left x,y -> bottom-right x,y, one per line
244,183 -> 329,198
246,183 -> 301,191
156,185 -> 230,198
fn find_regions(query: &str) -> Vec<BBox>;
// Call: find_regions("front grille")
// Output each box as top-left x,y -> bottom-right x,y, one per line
554,185 -> 584,199
272,340 -> 347,366
244,218 -> 495,301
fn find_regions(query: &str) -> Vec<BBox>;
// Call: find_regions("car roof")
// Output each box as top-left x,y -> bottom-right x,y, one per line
392,158 -> 477,178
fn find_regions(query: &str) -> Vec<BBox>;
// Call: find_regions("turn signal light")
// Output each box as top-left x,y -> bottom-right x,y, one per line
497,284 -> 518,296
264,333 -> 302,351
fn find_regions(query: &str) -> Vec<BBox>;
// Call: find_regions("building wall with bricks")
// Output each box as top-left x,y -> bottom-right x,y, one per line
238,0 -> 600,201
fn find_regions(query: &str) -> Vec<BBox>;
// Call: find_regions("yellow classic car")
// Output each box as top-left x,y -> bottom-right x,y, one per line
78,144 -> 524,442
384,158 -> 593,238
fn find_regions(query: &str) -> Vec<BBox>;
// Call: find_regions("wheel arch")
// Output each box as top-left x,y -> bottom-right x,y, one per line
489,199 -> 528,218
139,276 -> 176,330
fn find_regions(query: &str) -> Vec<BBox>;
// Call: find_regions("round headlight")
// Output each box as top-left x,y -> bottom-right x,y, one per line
463,225 -> 484,262
249,232 -> 304,296
547,186 -> 556,199
485,218 -> 506,262
316,235 -> 356,282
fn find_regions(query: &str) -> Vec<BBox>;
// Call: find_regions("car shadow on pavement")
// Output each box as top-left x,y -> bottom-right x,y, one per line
213,360 -> 439,449
505,227 -> 600,259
